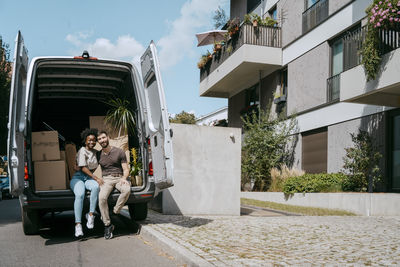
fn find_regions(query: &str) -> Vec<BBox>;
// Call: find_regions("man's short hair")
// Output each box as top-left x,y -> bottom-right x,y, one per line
98,130 -> 108,136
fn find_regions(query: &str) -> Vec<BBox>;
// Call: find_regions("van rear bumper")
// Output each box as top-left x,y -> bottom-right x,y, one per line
20,187 -> 155,212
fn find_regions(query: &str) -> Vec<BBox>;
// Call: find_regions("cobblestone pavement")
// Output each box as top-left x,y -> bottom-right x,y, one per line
141,210 -> 400,266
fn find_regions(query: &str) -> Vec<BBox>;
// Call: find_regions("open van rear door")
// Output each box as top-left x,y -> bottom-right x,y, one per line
140,41 -> 173,190
7,31 -> 28,196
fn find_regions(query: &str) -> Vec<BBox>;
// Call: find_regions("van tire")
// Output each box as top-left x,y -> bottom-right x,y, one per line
128,203 -> 148,221
21,209 -> 40,235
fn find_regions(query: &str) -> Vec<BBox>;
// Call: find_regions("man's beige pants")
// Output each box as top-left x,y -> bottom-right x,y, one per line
99,175 -> 130,226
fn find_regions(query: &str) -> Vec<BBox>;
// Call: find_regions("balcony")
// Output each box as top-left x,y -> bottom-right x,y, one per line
302,0 -> 329,34
338,26 -> 400,107
199,24 -> 282,98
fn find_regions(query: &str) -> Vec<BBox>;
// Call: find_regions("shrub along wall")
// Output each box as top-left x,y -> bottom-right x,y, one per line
282,173 -> 348,194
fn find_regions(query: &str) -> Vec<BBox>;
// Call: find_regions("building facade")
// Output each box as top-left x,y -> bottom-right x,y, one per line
199,0 -> 400,192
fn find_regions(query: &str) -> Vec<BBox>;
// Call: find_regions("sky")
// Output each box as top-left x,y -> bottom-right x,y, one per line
0,0 -> 229,118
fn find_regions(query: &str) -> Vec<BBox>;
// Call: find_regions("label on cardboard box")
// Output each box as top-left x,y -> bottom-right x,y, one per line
32,131 -> 60,161
34,160 -> 66,191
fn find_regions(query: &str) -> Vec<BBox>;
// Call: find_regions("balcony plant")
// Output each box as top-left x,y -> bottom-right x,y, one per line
213,41 -> 223,53
227,18 -> 240,37
361,0 -> 400,81
197,51 -> 212,69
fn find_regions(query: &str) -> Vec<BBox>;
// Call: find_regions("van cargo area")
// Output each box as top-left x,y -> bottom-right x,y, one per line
28,59 -> 145,193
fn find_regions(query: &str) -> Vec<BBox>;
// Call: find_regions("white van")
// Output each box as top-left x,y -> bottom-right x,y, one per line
7,31 -> 174,234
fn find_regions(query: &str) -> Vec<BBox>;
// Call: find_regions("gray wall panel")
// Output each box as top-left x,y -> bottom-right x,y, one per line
287,42 -> 330,115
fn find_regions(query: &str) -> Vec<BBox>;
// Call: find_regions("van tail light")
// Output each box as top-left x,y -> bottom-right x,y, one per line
149,161 -> 153,176
24,141 -> 29,180
24,163 -> 29,180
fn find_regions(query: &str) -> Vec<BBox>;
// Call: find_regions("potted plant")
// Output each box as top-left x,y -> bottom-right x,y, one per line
197,55 -> 208,69
251,14 -> 262,27
213,41 -> 223,53
104,98 -> 136,137
227,18 -> 240,37
129,148 -> 143,186
243,14 -> 252,25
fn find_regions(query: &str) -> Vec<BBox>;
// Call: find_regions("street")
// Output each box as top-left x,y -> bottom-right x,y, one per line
0,198 -> 178,267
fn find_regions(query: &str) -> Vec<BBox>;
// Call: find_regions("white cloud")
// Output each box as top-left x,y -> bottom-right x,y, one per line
66,33 -> 145,67
157,0 -> 227,69
66,0 -> 227,69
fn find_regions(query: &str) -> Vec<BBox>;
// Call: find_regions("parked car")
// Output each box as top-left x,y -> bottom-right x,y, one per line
8,31 -> 174,234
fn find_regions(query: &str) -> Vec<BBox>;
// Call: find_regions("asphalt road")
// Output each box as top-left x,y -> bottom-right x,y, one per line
0,198 -> 178,267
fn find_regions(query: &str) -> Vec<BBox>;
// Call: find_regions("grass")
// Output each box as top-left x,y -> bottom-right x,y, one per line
241,198 -> 356,216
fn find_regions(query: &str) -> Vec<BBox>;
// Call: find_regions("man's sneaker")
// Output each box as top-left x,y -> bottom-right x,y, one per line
104,224 -> 114,239
75,224 -> 84,237
86,213 -> 95,229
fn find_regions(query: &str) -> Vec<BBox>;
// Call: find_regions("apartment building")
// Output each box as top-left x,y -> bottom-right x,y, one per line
199,0 -> 400,192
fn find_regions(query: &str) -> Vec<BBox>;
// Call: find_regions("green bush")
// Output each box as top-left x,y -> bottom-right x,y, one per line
283,173 -> 348,194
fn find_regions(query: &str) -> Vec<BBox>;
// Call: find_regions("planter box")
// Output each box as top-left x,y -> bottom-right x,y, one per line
241,191 -> 400,216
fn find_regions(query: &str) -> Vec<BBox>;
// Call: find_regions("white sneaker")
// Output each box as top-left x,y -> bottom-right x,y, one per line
86,213 -> 95,229
75,224 -> 84,237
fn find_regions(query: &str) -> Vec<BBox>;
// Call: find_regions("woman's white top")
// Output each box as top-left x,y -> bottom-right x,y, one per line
76,147 -> 98,171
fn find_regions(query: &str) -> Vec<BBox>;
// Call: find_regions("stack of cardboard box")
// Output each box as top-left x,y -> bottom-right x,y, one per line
32,131 -> 68,191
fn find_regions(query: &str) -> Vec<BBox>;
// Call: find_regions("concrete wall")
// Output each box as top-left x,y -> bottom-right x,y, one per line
230,0 -> 247,21
160,124 -> 241,215
329,0 -> 353,15
287,42 -> 330,115
327,112 -> 386,173
228,90 -> 246,128
278,0 -> 303,47
241,191 -> 400,216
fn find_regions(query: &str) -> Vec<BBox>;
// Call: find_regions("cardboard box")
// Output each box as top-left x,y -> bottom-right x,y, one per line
60,151 -> 70,188
32,131 -> 60,161
34,160 -> 66,191
89,116 -> 119,139
65,144 -> 77,180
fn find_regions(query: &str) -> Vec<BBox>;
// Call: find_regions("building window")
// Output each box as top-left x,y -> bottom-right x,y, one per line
247,0 -> 261,13
269,5 -> 277,20
302,127 -> 327,173
268,5 -> 278,26
302,0 -> 329,34
327,38 -> 342,102
240,84 -> 259,120
274,68 -> 287,104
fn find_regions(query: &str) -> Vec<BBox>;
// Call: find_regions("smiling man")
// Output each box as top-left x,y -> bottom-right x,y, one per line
96,131 -> 131,239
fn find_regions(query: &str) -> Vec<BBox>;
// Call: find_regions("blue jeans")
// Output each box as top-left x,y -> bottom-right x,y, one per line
70,171 -> 99,223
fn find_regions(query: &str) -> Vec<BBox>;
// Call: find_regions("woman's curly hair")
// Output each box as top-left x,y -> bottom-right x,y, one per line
80,128 -> 98,145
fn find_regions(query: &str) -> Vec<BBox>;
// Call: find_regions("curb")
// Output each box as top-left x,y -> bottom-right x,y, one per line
120,210 -> 212,267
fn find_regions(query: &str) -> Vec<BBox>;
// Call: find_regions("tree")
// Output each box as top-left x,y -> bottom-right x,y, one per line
213,6 -> 228,29
342,130 -> 382,192
241,108 -> 297,191
0,36 -> 12,155
169,111 -> 196,124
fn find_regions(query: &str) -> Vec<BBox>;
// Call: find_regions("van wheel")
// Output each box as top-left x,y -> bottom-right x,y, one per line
21,209 -> 40,235
128,203 -> 148,221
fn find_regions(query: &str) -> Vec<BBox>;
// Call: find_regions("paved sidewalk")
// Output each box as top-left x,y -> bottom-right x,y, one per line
138,209 -> 400,266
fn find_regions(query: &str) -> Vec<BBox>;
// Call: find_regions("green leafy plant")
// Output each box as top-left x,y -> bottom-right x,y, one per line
169,111 -> 196,124
342,130 -> 382,192
241,107 -> 297,191
269,164 -> 304,192
212,6 -> 228,29
0,36 -> 12,155
243,14 -> 252,25
283,173 -> 348,194
129,147 -> 142,177
361,0 -> 400,81
104,98 -> 136,136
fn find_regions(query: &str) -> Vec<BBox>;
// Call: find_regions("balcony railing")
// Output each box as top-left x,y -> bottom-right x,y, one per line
327,73 -> 340,103
327,25 -> 400,103
302,0 -> 329,34
200,24 -> 282,82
